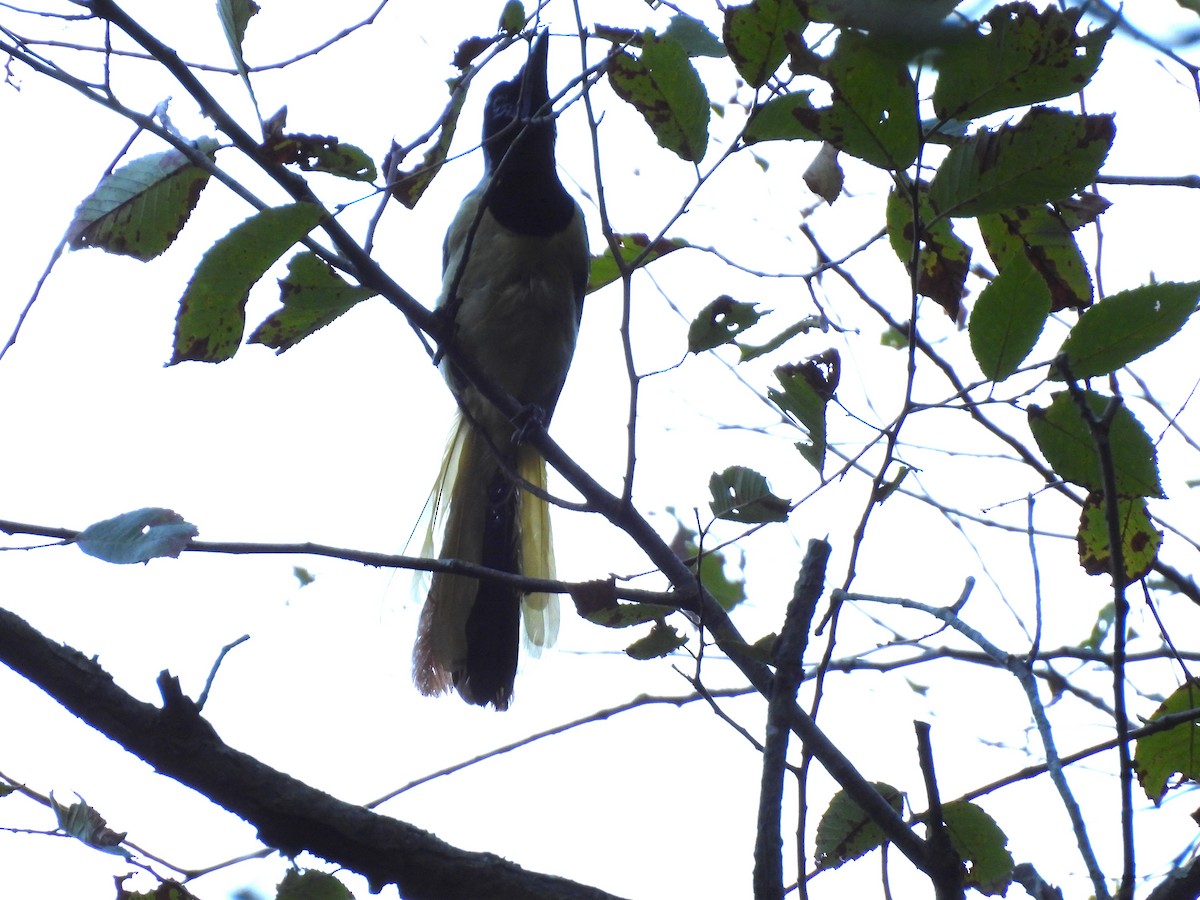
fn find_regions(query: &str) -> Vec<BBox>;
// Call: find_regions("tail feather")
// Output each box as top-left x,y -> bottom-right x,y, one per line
412,414 -> 559,709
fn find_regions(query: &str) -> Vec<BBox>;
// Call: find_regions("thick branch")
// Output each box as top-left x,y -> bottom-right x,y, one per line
0,605 -> 624,900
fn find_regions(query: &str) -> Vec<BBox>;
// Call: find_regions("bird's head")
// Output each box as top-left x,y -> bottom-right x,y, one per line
481,30 -> 554,177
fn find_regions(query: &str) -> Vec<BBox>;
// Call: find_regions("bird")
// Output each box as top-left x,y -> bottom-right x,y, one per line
412,30 -> 588,710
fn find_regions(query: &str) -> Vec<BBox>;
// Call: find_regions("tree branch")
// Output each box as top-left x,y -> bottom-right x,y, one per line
0,604 -> 625,900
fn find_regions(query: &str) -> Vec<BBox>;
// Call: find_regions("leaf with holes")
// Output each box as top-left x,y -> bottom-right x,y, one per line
77,508 -> 198,564
689,297 -> 765,352
710,466 -> 791,523
1055,281 -> 1200,379
942,801 -> 1014,896
933,3 -> 1110,121
787,30 -> 919,169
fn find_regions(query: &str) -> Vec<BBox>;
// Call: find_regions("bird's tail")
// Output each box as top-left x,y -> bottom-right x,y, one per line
413,413 -> 559,709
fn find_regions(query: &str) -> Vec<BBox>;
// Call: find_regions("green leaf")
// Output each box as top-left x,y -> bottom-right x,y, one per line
1055,281 -> 1200,379
277,868 -> 354,900
969,252 -> 1051,381
570,580 -> 675,628
625,621 -> 687,660
391,78 -> 468,208
744,92 -> 816,144
265,133 -> 377,181
249,252 -> 376,353
51,793 -> 128,855
814,783 -> 905,870
498,0 -> 525,35
769,356 -> 838,473
978,204 -> 1093,313
723,0 -> 805,87
1077,493 -> 1162,586
1027,391 -> 1163,498
787,30 -> 919,168
663,12 -> 725,58
933,3 -> 1110,121
709,466 -> 791,523
217,0 -> 260,110
587,233 -> 690,293
77,508 -> 198,564
942,801 -> 1015,896
739,316 -> 826,361
688,296 -> 765,352
1135,680 -> 1200,804
67,139 -> 219,261
172,202 -> 325,364
929,107 -> 1115,218
608,30 -> 710,162
886,178 -> 971,319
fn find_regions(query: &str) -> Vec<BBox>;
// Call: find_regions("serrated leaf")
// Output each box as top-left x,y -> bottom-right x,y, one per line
933,3 -> 1110,121
886,178 -> 971,318
68,139 -> 219,261
969,251 -> 1051,381
815,783 -> 905,870
277,868 -> 354,900
1078,492 -> 1161,586
723,0 -> 805,87
391,78 -> 469,208
587,233 -> 690,293
688,296 -> 764,352
787,30 -> 919,169
608,31 -> 710,162
1027,391 -> 1163,498
625,621 -> 687,659
770,355 -> 838,473
709,466 -> 791,523
929,107 -> 1115,218
978,204 -> 1093,313
942,801 -> 1014,895
1055,281 -> 1200,379
249,252 -> 376,353
1135,680 -> 1200,804
51,793 -> 129,856
171,202 -> 325,364
77,508 -> 198,564
664,12 -> 725,58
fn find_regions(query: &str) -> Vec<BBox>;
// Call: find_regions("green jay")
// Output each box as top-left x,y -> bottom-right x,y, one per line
412,31 -> 588,710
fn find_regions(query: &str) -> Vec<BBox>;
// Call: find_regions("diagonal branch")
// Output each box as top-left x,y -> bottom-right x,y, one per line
0,604 -> 625,900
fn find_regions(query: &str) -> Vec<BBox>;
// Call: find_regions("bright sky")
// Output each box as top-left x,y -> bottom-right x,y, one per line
2,2 -> 1200,898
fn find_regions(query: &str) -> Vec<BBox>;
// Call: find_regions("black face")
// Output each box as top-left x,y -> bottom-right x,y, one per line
481,32 -> 552,175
